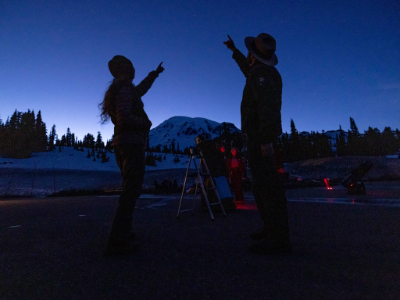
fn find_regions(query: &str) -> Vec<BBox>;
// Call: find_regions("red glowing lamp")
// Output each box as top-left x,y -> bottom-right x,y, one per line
324,178 -> 332,190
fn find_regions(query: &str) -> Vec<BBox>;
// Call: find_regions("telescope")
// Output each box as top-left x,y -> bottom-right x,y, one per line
341,160 -> 373,195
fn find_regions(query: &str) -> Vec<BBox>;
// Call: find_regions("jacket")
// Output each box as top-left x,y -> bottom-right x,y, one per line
232,49 -> 283,144
110,71 -> 158,146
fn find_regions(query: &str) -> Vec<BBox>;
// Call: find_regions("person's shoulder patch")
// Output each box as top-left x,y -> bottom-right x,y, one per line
257,77 -> 265,85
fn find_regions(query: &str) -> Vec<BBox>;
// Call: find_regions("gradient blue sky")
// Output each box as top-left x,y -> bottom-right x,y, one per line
1,0 -> 399,141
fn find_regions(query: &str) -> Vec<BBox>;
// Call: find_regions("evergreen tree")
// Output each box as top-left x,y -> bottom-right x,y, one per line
48,125 -> 57,150
83,133 -> 95,148
9,110 -> 21,130
20,110 -> 35,151
289,119 -> 300,161
317,132 -> 334,158
396,129 -> 400,151
381,127 -> 396,155
0,118 -> 4,155
0,110 -> 38,158
96,131 -> 103,149
350,117 -> 359,135
105,139 -> 113,152
60,134 -> 66,146
163,145 -> 169,153
55,135 -> 60,146
171,140 -> 176,153
66,128 -> 72,147
35,110 -> 47,151
364,127 -> 381,155
347,117 -> 363,155
290,119 -> 298,139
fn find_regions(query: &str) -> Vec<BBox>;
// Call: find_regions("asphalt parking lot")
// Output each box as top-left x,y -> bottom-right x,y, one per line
1,184 -> 399,299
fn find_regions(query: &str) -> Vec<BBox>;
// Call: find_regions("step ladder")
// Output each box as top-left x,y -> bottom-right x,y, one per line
177,147 -> 226,220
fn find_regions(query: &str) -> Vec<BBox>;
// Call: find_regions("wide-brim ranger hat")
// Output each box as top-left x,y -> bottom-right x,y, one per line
108,55 -> 135,79
245,33 -> 278,66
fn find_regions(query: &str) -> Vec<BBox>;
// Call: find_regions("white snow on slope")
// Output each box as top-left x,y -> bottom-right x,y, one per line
0,147 -> 189,171
149,116 -> 240,150
0,147 -> 191,197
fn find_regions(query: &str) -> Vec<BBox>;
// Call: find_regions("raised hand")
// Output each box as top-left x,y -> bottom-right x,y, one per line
156,62 -> 165,75
223,35 -> 236,51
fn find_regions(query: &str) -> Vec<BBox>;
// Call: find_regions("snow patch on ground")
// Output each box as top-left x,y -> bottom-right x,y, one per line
0,147 -> 189,171
0,147 -> 193,198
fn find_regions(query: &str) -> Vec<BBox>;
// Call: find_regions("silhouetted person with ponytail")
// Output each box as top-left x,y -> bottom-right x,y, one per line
99,55 -> 164,256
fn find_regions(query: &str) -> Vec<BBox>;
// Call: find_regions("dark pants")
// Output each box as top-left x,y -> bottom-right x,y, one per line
230,168 -> 244,201
247,138 -> 290,241
108,144 -> 146,245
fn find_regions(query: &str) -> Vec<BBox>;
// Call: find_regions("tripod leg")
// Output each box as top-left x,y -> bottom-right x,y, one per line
200,180 -> 215,220
194,155 -> 214,220
177,156 -> 192,218
199,153 -> 223,218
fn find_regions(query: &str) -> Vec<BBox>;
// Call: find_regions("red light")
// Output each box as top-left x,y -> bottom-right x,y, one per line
235,203 -> 257,210
324,178 -> 332,190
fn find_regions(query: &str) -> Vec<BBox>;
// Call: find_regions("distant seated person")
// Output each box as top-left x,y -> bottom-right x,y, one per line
226,147 -> 246,203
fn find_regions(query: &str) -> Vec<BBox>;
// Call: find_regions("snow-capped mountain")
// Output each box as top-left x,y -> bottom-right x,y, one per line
149,116 -> 240,150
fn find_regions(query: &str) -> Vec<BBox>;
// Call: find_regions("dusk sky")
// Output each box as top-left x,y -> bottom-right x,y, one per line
1,0 -> 399,141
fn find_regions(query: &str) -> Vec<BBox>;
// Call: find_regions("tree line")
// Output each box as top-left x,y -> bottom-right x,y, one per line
0,110 -> 47,158
1,110 -> 399,161
280,119 -> 335,162
280,117 -> 400,162
0,110 -> 112,158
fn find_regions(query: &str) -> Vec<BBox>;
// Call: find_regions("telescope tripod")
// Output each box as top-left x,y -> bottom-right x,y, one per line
177,148 -> 226,220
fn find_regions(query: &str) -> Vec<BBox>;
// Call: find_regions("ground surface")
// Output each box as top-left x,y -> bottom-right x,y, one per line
1,184 -> 399,300
0,168 -> 190,197
285,156 -> 400,181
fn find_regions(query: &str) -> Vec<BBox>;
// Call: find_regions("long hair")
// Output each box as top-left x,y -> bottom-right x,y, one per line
98,79 -> 132,124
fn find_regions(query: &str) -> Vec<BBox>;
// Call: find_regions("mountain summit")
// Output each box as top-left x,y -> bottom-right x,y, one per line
148,116 -> 240,150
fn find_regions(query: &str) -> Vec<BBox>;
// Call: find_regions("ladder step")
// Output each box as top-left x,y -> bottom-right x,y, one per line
209,202 -> 222,206
205,187 -> 216,190
200,173 -> 210,176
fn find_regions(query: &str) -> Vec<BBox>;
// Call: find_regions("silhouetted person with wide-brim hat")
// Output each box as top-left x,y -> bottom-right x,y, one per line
224,33 -> 291,254
99,55 -> 164,256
